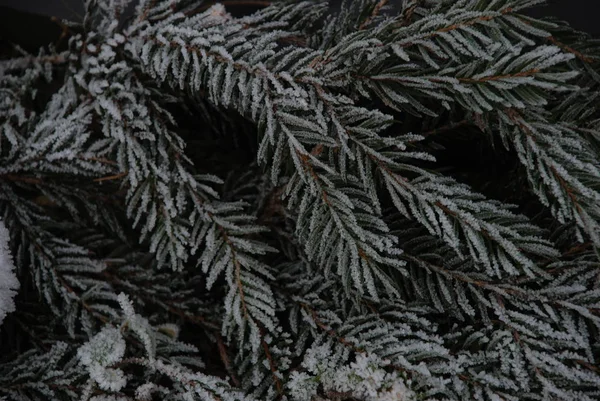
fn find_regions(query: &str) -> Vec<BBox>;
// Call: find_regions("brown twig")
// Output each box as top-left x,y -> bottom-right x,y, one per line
547,36 -> 595,64
458,68 -> 540,83
93,171 -> 128,182
398,6 -> 514,48
50,16 -> 71,48
261,330 -> 283,397
301,303 -> 366,352
217,335 -> 240,387
359,0 -> 389,30
0,174 -> 43,185
138,0 -> 159,22
398,0 -> 420,27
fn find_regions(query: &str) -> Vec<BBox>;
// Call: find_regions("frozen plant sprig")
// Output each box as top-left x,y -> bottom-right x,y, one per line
1,0 -> 600,400
0,219 -> 19,327
76,293 -> 253,401
287,343 -> 416,401
77,326 -> 128,392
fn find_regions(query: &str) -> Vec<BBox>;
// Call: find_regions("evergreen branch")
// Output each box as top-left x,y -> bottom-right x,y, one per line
0,342 -> 85,400
136,4 -> 408,299
393,221 -> 600,397
494,109 -> 600,246
3,1 -> 600,400
0,189 -> 114,334
395,4 -> 516,47
547,36 -> 596,64
293,287 -> 455,397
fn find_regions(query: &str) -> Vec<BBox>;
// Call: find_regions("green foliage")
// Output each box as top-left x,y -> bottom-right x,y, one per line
1,1 -> 600,400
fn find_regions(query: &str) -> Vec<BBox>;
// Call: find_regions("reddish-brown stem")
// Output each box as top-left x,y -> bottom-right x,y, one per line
359,0 -> 389,30
93,171 -> 128,182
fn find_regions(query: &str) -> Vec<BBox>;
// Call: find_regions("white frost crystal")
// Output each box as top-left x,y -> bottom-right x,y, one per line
78,326 -> 127,391
288,344 -> 416,401
0,219 -> 19,326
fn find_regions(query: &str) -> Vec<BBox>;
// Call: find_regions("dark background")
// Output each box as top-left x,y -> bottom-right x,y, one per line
1,0 -> 600,52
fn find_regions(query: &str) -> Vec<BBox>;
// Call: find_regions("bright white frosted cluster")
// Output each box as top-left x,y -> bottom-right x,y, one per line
77,326 -> 127,392
288,343 -> 416,401
77,294 -> 164,394
77,296 -> 161,398
0,219 -> 19,327
74,294 -> 252,401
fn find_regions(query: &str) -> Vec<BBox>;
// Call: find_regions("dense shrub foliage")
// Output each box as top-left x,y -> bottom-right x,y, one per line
1,1 -> 600,400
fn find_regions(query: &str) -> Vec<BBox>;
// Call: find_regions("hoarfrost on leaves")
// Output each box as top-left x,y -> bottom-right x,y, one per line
1,0 -> 600,401
77,326 -> 127,392
0,219 -> 18,326
288,343 -> 416,401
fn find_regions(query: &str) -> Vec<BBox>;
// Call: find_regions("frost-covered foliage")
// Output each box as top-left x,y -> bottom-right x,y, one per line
1,293 -> 248,401
78,325 -> 128,392
287,342 -> 416,401
1,0 -> 600,400
0,219 -> 18,326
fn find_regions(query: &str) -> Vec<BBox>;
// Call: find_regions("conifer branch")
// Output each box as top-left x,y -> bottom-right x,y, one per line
3,1 -> 600,400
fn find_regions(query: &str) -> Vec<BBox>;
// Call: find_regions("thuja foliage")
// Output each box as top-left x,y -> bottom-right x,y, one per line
1,0 -> 600,399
